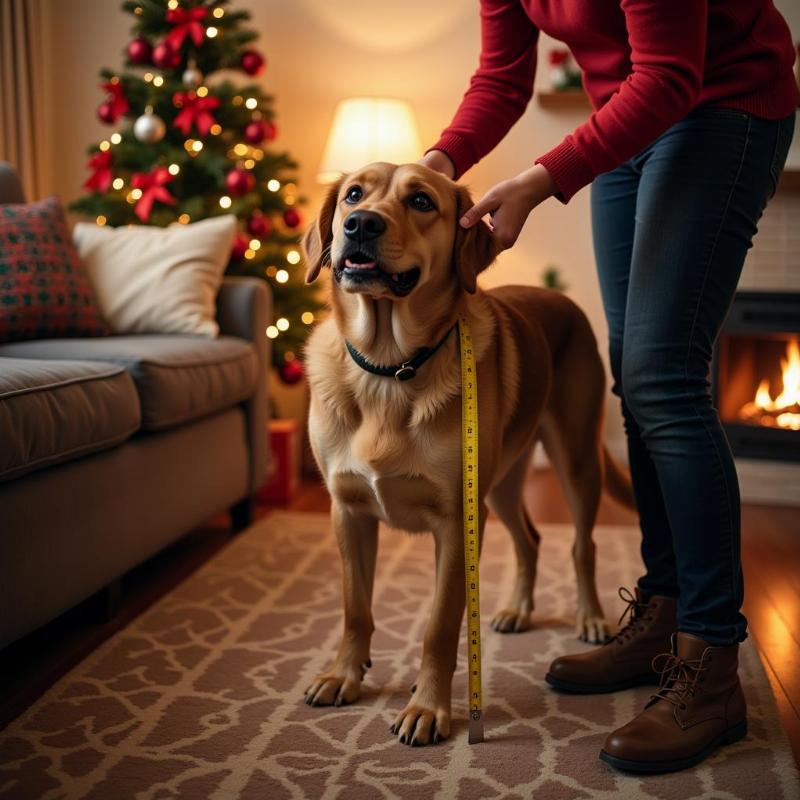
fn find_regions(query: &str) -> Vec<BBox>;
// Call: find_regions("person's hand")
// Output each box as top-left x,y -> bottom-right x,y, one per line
460,164 -> 557,250
417,150 -> 456,179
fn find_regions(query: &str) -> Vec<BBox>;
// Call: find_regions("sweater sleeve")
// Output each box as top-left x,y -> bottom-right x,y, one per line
426,0 -> 539,180
537,0 -> 707,202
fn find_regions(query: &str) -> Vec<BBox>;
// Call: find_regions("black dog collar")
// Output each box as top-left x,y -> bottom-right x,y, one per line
344,324 -> 456,382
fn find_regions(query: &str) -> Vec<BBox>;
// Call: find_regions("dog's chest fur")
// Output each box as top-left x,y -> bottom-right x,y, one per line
306,321 -> 463,532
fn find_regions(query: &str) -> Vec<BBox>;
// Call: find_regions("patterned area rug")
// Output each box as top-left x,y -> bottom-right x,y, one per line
1,511 -> 798,800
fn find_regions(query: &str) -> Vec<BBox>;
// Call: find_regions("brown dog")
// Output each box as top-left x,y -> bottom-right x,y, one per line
301,162 -> 635,746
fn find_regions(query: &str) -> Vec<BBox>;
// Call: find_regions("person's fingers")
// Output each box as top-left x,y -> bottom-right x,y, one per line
460,192 -> 499,228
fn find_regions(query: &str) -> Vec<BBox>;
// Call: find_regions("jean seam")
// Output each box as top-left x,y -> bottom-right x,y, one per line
681,115 -> 751,616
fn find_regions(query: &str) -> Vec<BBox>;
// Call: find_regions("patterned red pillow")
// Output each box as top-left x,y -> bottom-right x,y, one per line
0,197 -> 108,342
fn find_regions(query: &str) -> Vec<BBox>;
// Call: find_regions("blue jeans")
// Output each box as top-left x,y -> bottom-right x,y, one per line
591,108 -> 795,646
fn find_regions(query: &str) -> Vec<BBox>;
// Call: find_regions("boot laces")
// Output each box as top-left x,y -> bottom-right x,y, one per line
610,587 -> 652,644
650,652 -> 707,708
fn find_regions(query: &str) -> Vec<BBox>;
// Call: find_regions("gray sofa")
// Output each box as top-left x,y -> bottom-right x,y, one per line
0,164 -> 270,649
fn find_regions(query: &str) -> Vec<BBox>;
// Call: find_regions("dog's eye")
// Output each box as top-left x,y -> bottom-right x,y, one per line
344,186 -> 363,204
409,191 -> 435,212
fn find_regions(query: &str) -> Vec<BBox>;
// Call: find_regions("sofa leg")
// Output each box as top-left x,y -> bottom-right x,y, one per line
230,496 -> 254,533
87,578 -> 123,624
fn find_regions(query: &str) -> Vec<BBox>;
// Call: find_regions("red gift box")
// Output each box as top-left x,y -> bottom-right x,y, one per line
258,418 -> 300,503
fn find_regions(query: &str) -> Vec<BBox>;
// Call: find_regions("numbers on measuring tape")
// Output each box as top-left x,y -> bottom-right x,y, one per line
460,316 -> 484,743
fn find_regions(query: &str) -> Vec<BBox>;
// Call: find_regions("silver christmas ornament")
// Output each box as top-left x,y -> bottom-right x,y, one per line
133,110 -> 166,143
182,66 -> 203,88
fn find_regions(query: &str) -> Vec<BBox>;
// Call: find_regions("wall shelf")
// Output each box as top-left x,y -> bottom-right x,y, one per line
536,90 -> 590,110
777,168 -> 800,192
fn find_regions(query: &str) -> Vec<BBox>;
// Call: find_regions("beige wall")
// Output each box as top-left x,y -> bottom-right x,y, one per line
41,0 -> 800,454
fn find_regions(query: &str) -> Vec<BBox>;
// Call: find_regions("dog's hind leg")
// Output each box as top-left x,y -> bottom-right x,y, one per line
487,448 -> 541,634
304,503 -> 378,707
541,414 -> 608,644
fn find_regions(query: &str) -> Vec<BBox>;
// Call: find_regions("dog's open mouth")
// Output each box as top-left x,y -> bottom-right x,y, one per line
334,251 -> 421,297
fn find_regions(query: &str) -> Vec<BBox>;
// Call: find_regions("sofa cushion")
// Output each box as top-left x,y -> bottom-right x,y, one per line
0,197 -> 109,342
0,357 -> 140,483
0,335 -> 258,431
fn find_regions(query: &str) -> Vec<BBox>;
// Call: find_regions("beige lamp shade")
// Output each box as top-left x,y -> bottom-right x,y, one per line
317,97 -> 423,183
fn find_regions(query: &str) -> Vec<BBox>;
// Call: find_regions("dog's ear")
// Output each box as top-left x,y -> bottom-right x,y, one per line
453,185 -> 498,293
302,178 -> 343,283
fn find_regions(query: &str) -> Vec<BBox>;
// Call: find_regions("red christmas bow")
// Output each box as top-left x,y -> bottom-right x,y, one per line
131,167 -> 177,223
165,6 -> 208,50
83,150 -> 113,193
100,80 -> 129,121
172,91 -> 221,136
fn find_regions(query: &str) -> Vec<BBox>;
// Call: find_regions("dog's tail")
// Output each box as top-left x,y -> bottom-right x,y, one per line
603,446 -> 637,511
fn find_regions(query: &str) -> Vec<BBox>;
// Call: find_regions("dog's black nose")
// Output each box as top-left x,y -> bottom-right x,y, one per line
343,210 -> 386,241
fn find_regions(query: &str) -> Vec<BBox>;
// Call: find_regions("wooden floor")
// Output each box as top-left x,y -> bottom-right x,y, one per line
1,469 -> 798,768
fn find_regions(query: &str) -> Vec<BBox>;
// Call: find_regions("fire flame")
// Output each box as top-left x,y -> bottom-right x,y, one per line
739,337 -> 800,431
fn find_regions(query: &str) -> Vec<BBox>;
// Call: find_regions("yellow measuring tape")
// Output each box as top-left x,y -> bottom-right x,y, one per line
458,315 -> 484,745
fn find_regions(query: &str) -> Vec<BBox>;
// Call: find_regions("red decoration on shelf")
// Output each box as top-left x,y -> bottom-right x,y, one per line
152,41 -> 182,70
127,37 -> 153,65
98,80 -> 129,124
548,48 -> 570,66
83,150 -> 114,193
165,6 -> 208,50
240,49 -> 265,76
278,358 -> 304,385
230,233 -> 249,261
247,212 -> 272,238
225,168 -> 256,196
282,208 -> 302,229
172,91 -> 221,136
130,168 -> 177,223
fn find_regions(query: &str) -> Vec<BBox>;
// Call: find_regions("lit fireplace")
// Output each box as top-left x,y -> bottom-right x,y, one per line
737,337 -> 800,431
713,291 -> 800,463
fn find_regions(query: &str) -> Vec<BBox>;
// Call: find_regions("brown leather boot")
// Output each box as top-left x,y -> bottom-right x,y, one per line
599,632 -> 747,773
545,587 -> 676,693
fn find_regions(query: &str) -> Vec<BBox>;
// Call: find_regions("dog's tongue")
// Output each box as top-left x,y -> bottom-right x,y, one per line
345,257 -> 377,270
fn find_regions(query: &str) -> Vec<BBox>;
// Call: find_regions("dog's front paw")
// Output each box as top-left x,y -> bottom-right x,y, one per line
390,684 -> 451,746
491,607 -> 532,633
304,659 -> 371,707
575,610 -> 609,644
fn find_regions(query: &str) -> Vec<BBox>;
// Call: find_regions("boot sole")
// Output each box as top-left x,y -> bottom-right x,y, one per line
598,719 -> 748,774
544,672 -> 659,694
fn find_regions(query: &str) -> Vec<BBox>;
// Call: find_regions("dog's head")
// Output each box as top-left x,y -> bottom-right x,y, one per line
302,162 -> 497,298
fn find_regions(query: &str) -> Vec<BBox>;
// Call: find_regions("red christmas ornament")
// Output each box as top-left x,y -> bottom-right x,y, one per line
230,234 -> 249,261
240,49 -> 266,76
282,208 -> 302,229
247,212 -> 272,238
243,120 -> 266,145
263,120 -> 278,141
130,167 -> 177,223
127,37 -> 153,65
225,168 -> 256,197
83,150 -> 114,193
152,41 -> 182,70
97,101 -> 116,124
278,358 -> 304,385
172,91 -> 221,136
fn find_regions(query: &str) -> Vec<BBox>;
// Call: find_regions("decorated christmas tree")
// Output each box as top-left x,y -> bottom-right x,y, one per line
70,0 -> 320,381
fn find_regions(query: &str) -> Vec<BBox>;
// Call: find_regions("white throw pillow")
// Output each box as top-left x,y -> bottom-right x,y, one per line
73,215 -> 237,337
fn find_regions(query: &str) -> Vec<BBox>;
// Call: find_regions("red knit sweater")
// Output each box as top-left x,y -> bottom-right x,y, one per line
429,0 -> 799,202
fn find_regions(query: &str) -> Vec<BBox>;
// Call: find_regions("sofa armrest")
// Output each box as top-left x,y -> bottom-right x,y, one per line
216,277 -> 271,494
